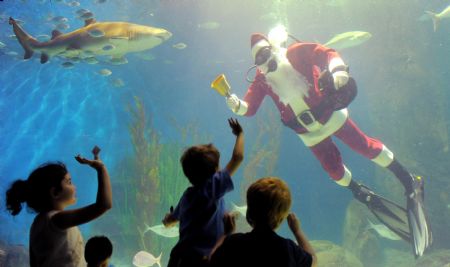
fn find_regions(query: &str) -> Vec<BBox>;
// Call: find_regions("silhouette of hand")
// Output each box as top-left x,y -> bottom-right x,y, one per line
223,212 -> 237,235
287,213 -> 301,235
75,145 -> 105,170
162,206 -> 177,227
228,118 -> 243,136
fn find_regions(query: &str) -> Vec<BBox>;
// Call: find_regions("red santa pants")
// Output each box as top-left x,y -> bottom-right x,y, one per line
309,119 -> 384,181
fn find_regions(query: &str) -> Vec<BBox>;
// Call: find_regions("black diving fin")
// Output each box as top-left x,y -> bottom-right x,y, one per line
350,182 -> 411,243
406,175 -> 432,258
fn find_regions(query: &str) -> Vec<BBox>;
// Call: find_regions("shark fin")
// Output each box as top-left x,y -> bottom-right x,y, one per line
24,49 -> 34,59
84,18 -> 96,27
51,30 -> 63,40
40,53 -> 49,64
425,11 -> 439,32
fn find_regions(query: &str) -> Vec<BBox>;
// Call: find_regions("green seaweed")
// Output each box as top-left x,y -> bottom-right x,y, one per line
240,107 -> 281,202
91,96 -> 209,265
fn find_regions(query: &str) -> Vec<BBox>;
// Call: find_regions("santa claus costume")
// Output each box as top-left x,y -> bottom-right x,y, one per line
225,32 -> 432,257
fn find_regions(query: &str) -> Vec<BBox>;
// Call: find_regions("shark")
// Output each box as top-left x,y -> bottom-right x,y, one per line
324,31 -> 372,50
9,17 -> 172,64
426,5 -> 450,32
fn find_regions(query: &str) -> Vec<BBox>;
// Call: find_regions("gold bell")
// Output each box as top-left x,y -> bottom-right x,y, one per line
211,74 -> 231,97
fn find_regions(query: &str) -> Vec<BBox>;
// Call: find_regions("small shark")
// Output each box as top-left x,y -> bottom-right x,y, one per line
143,223 -> 179,238
426,5 -> 450,32
9,17 -> 171,64
367,218 -> 402,241
324,31 -> 372,50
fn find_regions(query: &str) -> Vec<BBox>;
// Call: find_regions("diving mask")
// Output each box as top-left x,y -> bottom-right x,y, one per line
254,46 -> 272,66
255,46 -> 278,74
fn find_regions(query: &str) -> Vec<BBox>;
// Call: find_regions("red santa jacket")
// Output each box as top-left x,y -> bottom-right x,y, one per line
242,42 -> 343,134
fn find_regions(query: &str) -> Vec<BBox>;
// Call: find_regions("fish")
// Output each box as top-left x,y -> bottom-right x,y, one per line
9,17 -> 172,64
78,12 -> 95,20
136,52 -> 155,61
51,16 -> 68,23
14,19 -> 25,25
172,42 -> 187,49
426,5 -> 450,32
111,78 -> 125,87
6,51 -> 19,56
102,44 -> 115,51
98,68 -> 112,76
143,223 -> 179,238
197,21 -> 220,30
95,0 -> 107,3
0,42 -> 6,49
231,202 -> 247,217
324,31 -> 372,50
108,56 -> 128,65
68,56 -> 80,63
367,219 -> 402,241
61,61 -> 75,68
75,8 -> 90,16
67,1 -> 80,7
133,251 -> 162,267
83,56 -> 99,64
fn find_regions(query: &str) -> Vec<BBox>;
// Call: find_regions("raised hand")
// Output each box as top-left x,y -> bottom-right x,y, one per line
223,212 -> 237,235
75,145 -> 105,170
228,118 -> 243,136
287,213 -> 301,235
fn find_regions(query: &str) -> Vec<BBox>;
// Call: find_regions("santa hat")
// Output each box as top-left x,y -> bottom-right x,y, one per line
251,33 -> 271,61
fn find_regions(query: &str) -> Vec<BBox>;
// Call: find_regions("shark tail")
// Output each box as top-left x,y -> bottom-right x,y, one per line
425,11 -> 439,32
9,17 -> 39,60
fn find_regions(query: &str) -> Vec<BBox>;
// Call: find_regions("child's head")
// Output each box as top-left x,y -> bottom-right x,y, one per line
246,177 -> 292,230
6,162 -> 74,215
85,235 -> 113,267
180,144 -> 220,186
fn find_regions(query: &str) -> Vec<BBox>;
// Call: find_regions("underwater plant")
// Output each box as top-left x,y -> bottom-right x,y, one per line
91,96 -> 210,265
240,107 -> 281,202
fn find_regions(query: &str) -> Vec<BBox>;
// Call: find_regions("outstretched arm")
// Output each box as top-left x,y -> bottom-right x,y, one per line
52,146 -> 112,229
224,118 -> 244,176
226,71 -> 269,116
288,213 -> 317,267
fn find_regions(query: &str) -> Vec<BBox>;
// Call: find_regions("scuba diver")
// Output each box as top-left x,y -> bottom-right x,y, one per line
211,26 -> 432,257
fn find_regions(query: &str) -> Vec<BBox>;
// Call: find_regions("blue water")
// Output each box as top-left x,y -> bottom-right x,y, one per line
1,0 -> 450,266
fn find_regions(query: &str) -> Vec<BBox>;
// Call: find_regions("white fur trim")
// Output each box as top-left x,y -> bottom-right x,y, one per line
251,39 -> 271,61
328,57 -> 346,72
371,145 -> 394,167
298,109 -> 349,147
336,166 -> 352,186
236,100 -> 248,115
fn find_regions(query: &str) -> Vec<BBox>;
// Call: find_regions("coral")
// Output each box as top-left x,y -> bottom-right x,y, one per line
312,240 -> 363,267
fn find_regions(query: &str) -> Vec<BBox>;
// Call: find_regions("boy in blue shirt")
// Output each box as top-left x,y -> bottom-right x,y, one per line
162,118 -> 244,267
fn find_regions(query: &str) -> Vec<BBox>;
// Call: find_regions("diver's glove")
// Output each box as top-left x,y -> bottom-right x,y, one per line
332,70 -> 349,90
328,57 -> 349,90
226,94 -> 248,115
